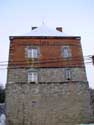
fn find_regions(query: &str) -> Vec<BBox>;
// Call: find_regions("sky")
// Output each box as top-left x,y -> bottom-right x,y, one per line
0,0 -> 94,88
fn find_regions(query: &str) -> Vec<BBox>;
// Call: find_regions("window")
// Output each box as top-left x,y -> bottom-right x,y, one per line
65,68 -> 72,80
62,46 -> 71,58
28,71 -> 38,83
27,47 -> 39,58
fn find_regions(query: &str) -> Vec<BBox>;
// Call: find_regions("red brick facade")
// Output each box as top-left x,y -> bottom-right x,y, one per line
9,36 -> 84,68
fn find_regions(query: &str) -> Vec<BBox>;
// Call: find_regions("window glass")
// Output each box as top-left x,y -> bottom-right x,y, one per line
27,47 -> 39,58
62,46 -> 71,58
65,68 -> 72,80
32,48 -> 38,58
28,71 -> 38,83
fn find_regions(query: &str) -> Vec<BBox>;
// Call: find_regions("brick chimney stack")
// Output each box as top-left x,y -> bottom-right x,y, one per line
92,55 -> 94,65
56,27 -> 63,32
32,27 -> 37,30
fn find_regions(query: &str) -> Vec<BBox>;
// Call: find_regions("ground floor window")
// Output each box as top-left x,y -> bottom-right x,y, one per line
28,71 -> 38,83
64,68 -> 72,80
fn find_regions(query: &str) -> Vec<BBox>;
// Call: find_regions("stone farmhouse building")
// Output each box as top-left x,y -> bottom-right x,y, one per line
6,24 -> 94,125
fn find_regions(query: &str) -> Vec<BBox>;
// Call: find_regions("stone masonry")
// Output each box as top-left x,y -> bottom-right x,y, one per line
7,67 -> 87,83
6,82 -> 93,125
6,67 -> 94,125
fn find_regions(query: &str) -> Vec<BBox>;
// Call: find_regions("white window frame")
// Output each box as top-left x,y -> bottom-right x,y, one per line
62,46 -> 71,58
65,68 -> 72,80
26,47 -> 39,59
28,71 -> 38,83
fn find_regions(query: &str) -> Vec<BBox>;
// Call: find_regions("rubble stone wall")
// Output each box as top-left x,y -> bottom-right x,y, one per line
6,82 -> 94,125
7,67 -> 87,83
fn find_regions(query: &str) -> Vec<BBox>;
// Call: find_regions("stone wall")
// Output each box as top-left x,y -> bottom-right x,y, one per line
6,82 -> 94,125
7,67 -> 87,83
90,89 -> 94,115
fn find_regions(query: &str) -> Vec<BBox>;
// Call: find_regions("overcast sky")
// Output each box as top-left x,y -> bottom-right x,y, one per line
0,0 -> 94,88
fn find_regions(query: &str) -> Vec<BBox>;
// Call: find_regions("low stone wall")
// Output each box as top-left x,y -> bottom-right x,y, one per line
6,82 -> 94,125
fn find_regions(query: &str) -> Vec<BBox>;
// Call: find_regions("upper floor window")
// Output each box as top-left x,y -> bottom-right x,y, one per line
64,68 -> 72,80
62,46 -> 71,58
27,47 -> 39,59
28,71 -> 38,83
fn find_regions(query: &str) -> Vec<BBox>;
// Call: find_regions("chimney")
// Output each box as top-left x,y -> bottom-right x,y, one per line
92,55 -> 94,65
56,27 -> 63,32
32,27 -> 37,30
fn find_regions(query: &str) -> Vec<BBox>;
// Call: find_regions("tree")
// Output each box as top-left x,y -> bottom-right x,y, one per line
0,84 -> 5,103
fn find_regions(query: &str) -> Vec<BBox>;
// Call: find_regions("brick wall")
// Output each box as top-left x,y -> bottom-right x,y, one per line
9,37 -> 84,68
